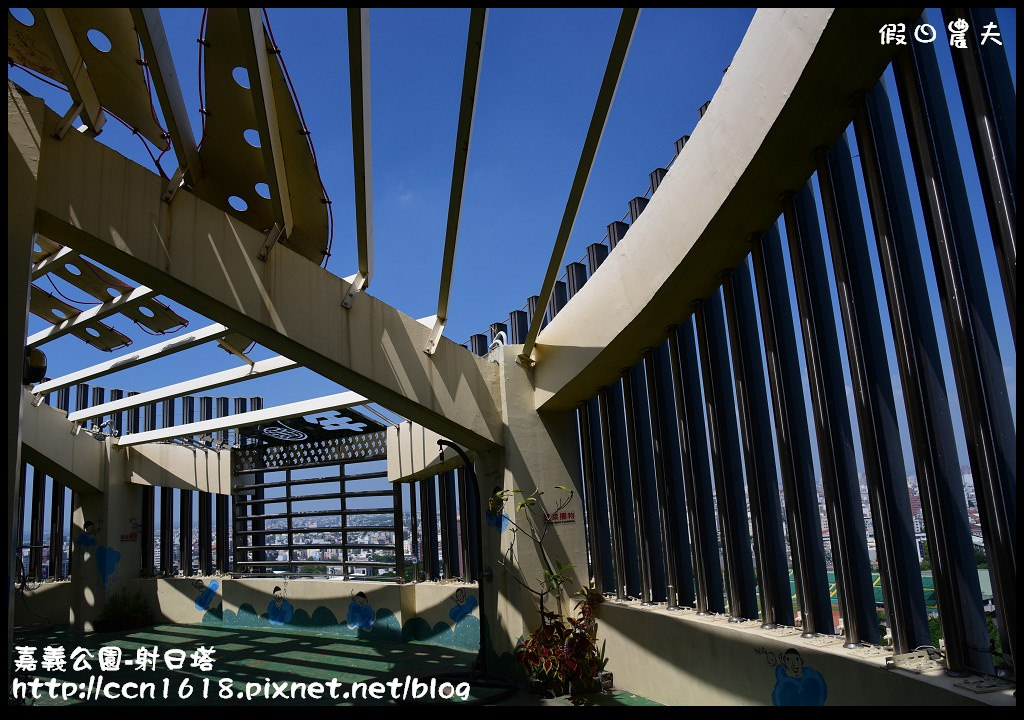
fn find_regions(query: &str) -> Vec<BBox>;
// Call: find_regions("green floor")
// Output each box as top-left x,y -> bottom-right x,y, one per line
12,624 -> 658,707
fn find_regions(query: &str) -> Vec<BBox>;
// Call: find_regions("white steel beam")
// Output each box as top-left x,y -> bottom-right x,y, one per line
26,286 -> 156,348
424,8 -> 487,354
341,8 -> 374,308
517,8 -> 638,368
131,8 -> 203,186
68,355 -> 296,422
31,323 -> 229,396
30,246 -> 76,279
117,390 -> 367,446
38,9 -> 106,134
237,8 -> 293,237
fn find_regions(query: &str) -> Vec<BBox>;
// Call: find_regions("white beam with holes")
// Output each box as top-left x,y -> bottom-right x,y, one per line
30,246 -> 77,279
31,323 -> 229,396
37,8 -> 106,134
68,355 -> 296,422
237,8 -> 293,237
26,286 -> 156,348
117,390 -> 367,446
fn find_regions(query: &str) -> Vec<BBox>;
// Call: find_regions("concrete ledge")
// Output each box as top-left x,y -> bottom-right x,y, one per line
533,8 -> 919,410
127,443 -> 232,494
386,421 -> 465,483
595,601 -> 1012,706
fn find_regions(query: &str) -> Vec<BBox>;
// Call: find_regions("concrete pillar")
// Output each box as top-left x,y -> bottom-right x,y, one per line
68,442 -> 141,630
485,346 -> 589,661
8,82 -> 44,658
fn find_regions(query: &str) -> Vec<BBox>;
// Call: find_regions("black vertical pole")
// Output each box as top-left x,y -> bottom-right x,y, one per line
621,368 -> 654,604
464,468 -> 481,583
423,478 -> 439,581
409,479 -> 420,581
29,466 -> 45,580
597,388 -> 627,601
853,84 -> 972,653
438,473 -> 453,579
566,262 -> 588,299
607,221 -> 629,250
815,135 -> 929,651
750,227 -> 832,636
628,197 -> 648,222
586,243 -> 609,274
508,310 -> 528,345
108,389 -> 124,436
694,296 -> 758,621
49,478 -> 65,579
456,467 -> 472,580
894,35 -> 1015,675
722,265 -> 792,628
546,281 -> 568,323
782,187 -> 876,646
394,478 -> 405,583
668,321 -> 725,614
577,402 -> 605,593
642,348 -> 681,610
943,7 -> 1015,341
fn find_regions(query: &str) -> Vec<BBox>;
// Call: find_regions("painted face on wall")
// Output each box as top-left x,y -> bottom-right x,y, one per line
84,520 -> 99,536
454,588 -> 466,605
354,591 -> 367,606
782,649 -> 804,678
273,586 -> 284,609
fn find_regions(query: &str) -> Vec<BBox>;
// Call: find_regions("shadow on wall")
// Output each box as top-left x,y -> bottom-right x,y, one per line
193,583 -> 482,651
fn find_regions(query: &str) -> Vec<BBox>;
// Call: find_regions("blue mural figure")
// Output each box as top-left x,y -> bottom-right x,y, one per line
95,546 -> 121,588
449,588 -> 478,624
771,649 -> 827,706
267,586 -> 294,625
77,520 -> 99,548
194,579 -> 220,611
347,591 -> 375,631
485,486 -> 510,532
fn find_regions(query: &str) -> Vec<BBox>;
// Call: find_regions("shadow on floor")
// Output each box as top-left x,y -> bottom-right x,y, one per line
12,624 -> 658,707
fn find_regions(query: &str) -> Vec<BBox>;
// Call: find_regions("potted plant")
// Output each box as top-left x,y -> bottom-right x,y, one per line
94,588 -> 153,632
492,486 -> 612,697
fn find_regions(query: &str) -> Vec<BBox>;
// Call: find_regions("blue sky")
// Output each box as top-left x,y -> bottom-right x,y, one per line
11,8 -> 1016,481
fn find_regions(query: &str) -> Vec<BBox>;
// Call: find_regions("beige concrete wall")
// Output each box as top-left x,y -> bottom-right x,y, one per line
596,602 -> 1011,706
386,421 -> 464,483
21,389 -> 104,494
13,581 -> 73,628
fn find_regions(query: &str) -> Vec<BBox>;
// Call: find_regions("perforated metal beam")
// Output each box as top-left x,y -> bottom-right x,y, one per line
117,390 -> 366,446
26,285 -> 155,348
30,323 -> 229,396
37,8 -> 105,134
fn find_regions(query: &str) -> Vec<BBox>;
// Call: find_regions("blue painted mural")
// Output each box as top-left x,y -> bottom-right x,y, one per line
756,647 -> 827,706
194,579 -> 220,611
196,585 -> 478,652
347,591 -> 375,631
267,586 -> 295,625
95,546 -> 121,588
